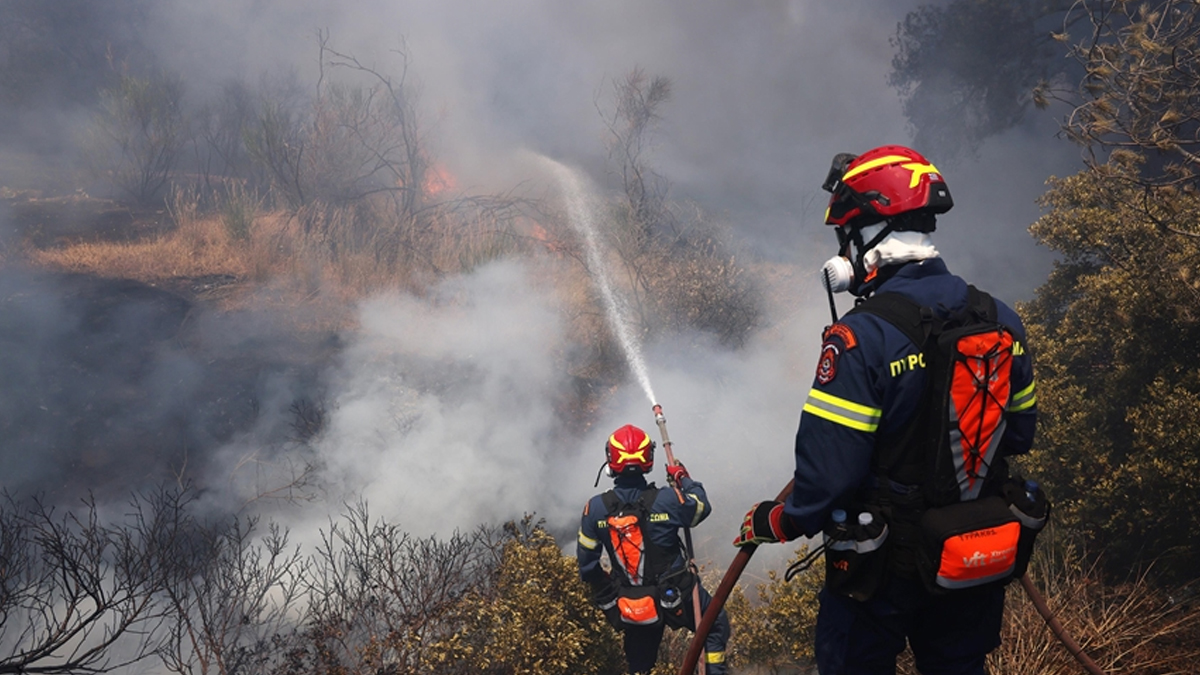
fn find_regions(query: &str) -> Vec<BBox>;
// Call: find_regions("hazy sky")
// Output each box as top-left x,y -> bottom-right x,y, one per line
4,0 -> 1087,574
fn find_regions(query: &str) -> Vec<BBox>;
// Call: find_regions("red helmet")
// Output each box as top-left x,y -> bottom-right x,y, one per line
822,145 -> 953,228
606,424 -> 655,475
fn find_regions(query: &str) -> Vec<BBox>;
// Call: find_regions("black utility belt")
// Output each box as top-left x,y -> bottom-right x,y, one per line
604,569 -> 697,631
822,478 -> 1050,600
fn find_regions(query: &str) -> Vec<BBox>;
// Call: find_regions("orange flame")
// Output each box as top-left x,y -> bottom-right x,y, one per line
527,219 -> 567,255
423,163 -> 457,197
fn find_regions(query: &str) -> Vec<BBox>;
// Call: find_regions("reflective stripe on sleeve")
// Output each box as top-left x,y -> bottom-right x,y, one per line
706,651 -> 725,664
1009,381 -> 1036,412
802,389 -> 882,432
578,529 -> 599,550
687,493 -> 707,527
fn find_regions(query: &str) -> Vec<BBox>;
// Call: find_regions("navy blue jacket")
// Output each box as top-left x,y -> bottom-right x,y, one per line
577,472 -> 711,587
785,258 -> 1037,536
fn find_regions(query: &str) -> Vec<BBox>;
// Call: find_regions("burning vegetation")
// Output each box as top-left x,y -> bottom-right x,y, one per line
2,2 -> 1200,674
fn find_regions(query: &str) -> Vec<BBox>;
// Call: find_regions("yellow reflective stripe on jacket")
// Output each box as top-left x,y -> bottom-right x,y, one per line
578,529 -> 599,550
688,492 -> 707,527
706,651 -> 725,664
1009,381 -> 1036,412
803,389 -> 882,432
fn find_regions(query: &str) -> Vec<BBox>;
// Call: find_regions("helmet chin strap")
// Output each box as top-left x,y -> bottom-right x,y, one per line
845,221 -> 897,296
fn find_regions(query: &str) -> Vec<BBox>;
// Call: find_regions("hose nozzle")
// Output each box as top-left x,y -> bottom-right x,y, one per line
651,404 -> 674,463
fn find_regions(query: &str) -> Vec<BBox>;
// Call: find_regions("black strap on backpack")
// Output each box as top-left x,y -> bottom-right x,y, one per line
600,486 -> 660,523
600,487 -> 677,586
847,286 -> 1010,577
847,285 -> 1003,495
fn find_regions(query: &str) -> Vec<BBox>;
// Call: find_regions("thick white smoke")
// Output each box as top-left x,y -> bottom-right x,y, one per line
290,260 -> 576,537
3,0 -> 1088,574
234,250 -> 830,573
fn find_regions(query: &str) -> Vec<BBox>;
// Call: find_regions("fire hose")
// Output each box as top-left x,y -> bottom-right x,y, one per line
652,404 -> 707,675
677,479 -> 792,675
676,481 -> 1107,675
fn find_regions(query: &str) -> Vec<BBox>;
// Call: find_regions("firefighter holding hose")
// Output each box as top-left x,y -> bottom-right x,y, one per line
578,423 -> 730,675
732,146 -> 1045,675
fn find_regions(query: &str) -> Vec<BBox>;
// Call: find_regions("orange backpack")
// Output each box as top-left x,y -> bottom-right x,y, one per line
600,488 -> 678,625
850,286 -> 1048,593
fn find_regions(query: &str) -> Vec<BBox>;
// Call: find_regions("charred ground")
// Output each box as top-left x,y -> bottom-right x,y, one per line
1,196 -> 342,505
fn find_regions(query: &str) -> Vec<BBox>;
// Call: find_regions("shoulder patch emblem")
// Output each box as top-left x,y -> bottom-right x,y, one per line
816,322 -> 856,385
822,322 -> 858,350
816,342 -> 840,385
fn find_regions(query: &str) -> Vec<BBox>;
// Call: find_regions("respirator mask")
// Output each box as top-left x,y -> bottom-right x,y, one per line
820,255 -> 855,294
819,152 -> 878,299
820,222 -> 893,297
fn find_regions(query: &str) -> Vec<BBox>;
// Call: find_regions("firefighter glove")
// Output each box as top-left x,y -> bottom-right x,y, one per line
733,501 -> 798,547
666,462 -> 689,486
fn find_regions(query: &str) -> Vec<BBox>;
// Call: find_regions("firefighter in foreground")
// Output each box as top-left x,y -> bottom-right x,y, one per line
578,423 -> 730,674
734,145 -> 1047,674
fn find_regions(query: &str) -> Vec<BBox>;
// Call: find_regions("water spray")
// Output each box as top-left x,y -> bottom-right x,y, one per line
545,157 -> 657,405
547,156 -> 739,674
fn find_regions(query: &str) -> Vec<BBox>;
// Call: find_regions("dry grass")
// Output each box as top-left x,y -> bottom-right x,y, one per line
990,549 -> 1200,675
17,189 -> 538,335
24,200 -> 520,299
28,216 -> 248,280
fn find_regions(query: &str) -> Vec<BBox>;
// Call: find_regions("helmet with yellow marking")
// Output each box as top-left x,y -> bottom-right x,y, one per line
605,424 -> 656,475
822,145 -> 953,229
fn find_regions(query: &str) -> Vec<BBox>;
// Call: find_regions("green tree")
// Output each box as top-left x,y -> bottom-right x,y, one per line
1020,154 -> 1200,582
1036,0 -> 1200,198
889,0 -> 1084,158
1017,0 -> 1200,583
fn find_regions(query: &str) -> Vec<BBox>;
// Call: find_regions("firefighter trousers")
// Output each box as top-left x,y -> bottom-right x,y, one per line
814,577 -> 1005,675
623,582 -> 730,675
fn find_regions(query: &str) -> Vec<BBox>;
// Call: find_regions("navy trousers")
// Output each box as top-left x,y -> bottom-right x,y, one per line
623,583 -> 731,674
815,578 -> 1006,675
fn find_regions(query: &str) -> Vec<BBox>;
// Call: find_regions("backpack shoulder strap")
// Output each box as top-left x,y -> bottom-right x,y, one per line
600,490 -> 620,515
600,487 -> 657,516
636,487 -> 659,512
847,293 -> 940,485
964,285 -> 998,323
847,291 -> 936,348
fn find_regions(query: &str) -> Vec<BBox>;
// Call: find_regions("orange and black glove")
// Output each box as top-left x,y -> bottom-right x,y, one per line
733,500 -> 800,547
666,462 -> 689,486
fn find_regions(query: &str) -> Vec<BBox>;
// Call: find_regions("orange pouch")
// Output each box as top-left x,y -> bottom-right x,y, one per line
617,588 -> 660,625
917,496 -> 1023,593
